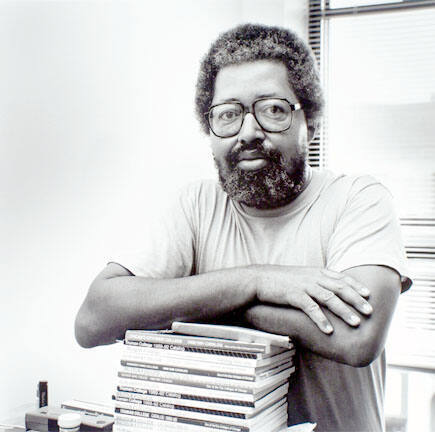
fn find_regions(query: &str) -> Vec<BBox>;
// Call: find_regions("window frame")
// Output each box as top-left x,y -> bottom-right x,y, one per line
308,0 -> 435,371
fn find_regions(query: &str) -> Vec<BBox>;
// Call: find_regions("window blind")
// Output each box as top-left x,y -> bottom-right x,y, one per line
307,0 -> 324,168
308,0 -> 435,369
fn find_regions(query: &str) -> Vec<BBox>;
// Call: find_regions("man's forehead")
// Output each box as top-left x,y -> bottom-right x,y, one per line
212,59 -> 297,104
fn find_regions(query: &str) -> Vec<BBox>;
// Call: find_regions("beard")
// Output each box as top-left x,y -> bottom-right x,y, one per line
215,142 -> 307,210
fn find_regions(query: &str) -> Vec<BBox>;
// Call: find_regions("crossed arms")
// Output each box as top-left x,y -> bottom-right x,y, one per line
75,262 -> 401,367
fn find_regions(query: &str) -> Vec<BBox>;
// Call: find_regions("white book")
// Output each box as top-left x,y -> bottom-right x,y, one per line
171,322 -> 292,349
114,382 -> 289,415
115,418 -> 227,432
115,415 -> 287,432
116,377 -> 288,402
122,344 -> 294,368
125,330 -> 290,354
114,399 -> 286,431
119,365 -> 294,394
113,391 -> 286,419
115,415 -> 288,432
121,345 -> 295,373
123,341 -> 289,360
114,397 -> 287,428
120,357 -> 293,382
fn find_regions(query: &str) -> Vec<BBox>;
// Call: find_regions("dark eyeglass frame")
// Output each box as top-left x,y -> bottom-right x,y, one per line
205,98 -> 302,138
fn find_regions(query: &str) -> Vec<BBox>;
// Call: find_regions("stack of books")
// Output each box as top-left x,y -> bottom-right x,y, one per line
112,322 -> 295,432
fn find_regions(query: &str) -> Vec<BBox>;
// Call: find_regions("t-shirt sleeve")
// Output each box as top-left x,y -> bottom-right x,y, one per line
109,185 -> 197,278
326,177 -> 412,292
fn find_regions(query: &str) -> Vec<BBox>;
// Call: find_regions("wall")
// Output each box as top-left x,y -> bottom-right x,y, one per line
0,0 -> 308,418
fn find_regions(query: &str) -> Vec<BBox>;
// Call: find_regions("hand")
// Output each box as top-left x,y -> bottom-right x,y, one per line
254,265 -> 373,334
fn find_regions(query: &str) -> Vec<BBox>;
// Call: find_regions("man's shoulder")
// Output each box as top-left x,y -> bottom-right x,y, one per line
177,178 -> 223,197
316,169 -> 390,199
175,178 -> 229,209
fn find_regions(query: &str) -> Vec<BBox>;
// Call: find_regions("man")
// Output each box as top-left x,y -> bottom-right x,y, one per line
75,24 -> 411,431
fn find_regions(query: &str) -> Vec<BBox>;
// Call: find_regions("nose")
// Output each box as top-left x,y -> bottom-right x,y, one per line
237,112 -> 265,145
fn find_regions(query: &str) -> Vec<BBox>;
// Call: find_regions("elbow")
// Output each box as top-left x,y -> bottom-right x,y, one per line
74,308 -> 100,348
74,281 -> 112,348
346,349 -> 379,368
342,333 -> 384,368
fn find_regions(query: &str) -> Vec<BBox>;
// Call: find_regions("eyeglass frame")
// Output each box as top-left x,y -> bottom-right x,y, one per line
205,98 -> 302,138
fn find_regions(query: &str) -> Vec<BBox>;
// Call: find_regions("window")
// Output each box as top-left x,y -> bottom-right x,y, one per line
309,0 -> 435,369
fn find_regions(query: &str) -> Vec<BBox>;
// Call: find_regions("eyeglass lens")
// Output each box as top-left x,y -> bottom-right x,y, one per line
208,98 -> 293,138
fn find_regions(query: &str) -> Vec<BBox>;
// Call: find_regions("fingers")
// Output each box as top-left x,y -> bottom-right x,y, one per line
318,270 -> 373,316
286,292 -> 333,334
321,269 -> 370,298
256,266 -> 373,334
308,286 -> 361,327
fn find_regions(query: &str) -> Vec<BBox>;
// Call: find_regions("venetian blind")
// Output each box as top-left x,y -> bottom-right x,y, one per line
308,0 -> 435,369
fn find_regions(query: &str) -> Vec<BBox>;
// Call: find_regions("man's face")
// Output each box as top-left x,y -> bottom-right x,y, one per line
210,59 -> 309,209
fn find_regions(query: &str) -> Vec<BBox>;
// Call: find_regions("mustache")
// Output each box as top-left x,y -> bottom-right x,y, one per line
226,141 -> 283,169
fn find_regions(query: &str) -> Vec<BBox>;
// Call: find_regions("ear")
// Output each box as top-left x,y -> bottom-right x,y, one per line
307,125 -> 316,143
306,117 -> 321,143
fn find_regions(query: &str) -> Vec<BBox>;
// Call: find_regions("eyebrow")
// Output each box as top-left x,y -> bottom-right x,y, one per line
215,93 -> 281,104
257,93 -> 279,99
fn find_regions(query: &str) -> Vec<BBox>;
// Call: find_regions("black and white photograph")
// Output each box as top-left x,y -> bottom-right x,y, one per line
1,1 -> 434,431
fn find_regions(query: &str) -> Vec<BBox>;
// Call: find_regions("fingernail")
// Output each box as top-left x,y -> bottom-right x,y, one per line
349,315 -> 360,326
324,324 -> 333,334
363,303 -> 373,314
361,287 -> 370,297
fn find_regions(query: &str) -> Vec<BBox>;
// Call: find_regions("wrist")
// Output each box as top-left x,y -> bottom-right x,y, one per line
244,264 -> 266,302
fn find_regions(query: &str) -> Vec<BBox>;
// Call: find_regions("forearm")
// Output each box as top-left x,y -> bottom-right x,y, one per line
75,264 -> 257,348
245,265 -> 401,367
245,304 -> 368,366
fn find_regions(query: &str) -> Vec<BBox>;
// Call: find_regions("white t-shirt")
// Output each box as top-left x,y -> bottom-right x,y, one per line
112,169 -> 410,431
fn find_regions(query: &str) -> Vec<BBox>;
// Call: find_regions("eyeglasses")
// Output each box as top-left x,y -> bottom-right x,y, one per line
206,98 -> 302,138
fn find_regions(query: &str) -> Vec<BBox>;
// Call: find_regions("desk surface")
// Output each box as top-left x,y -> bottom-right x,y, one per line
0,402 -> 32,432
0,403 -> 316,432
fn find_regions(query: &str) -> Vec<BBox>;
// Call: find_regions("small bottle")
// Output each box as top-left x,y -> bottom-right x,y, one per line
58,413 -> 81,432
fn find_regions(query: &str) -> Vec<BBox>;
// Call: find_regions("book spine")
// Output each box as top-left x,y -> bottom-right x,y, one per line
115,386 -> 255,408
120,359 -> 257,382
124,341 -> 260,359
115,415 -> 287,432
113,382 -> 288,416
118,369 -> 258,394
119,366 -> 294,394
113,414 -> 287,432
114,395 -> 251,419
115,422 -> 217,432
120,365 -> 294,390
118,367 -> 294,394
115,414 -> 227,432
171,322 -> 292,349
116,378 -> 258,402
115,424 -> 199,432
114,407 -> 251,432
124,339 -> 289,360
113,391 -> 256,414
115,415 -> 222,432
114,399 -> 287,429
113,389 -> 288,418
257,361 -> 294,379
121,351 -> 293,377
122,344 -> 293,367
124,331 -> 268,353
124,340 -> 264,359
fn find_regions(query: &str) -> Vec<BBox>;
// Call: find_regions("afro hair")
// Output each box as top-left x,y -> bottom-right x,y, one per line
195,23 -> 324,141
